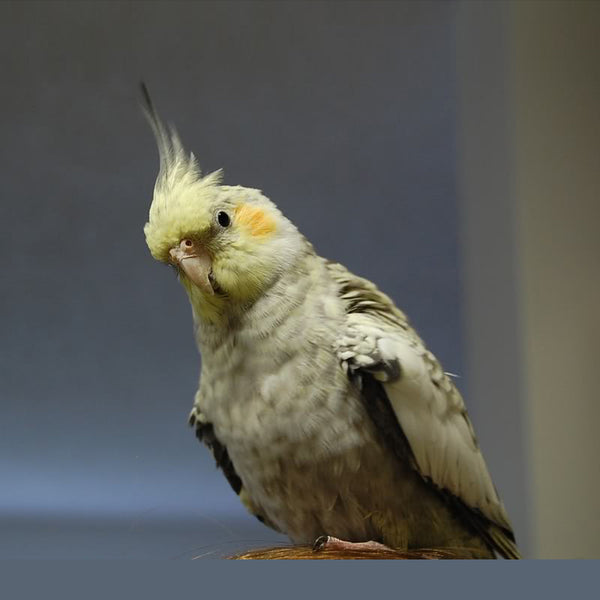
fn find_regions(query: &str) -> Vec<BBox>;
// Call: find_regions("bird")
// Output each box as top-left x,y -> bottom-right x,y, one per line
140,85 -> 520,559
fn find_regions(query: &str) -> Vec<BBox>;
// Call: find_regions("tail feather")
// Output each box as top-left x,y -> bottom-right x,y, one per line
489,524 -> 522,559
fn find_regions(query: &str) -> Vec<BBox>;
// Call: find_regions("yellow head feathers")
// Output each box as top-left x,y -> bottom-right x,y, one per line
144,168 -> 223,262
141,86 -> 305,319
141,84 -> 224,261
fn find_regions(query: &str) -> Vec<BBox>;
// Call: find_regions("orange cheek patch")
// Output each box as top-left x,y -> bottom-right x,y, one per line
234,204 -> 276,237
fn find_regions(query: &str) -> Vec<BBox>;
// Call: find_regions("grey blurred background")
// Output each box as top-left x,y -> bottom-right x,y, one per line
0,1 -> 598,559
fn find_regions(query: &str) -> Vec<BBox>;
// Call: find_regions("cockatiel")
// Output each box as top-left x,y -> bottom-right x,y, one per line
141,86 -> 520,559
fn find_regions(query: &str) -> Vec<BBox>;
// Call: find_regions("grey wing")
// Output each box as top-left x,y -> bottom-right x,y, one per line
188,405 -> 281,532
188,407 -> 242,495
327,261 -> 520,558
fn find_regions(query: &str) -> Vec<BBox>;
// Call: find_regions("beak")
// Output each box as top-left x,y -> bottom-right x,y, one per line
169,239 -> 214,296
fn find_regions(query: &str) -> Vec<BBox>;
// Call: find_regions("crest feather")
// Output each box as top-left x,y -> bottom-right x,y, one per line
140,83 -> 223,261
139,82 -> 203,188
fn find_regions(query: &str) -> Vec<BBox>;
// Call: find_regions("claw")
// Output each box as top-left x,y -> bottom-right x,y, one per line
312,535 -> 391,554
312,535 -> 330,552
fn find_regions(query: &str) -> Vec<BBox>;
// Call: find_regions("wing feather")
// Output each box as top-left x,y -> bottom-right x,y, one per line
327,260 -> 519,556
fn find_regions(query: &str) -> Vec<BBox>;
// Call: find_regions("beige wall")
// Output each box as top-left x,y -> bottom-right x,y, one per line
458,0 -> 600,558
511,1 -> 600,559
456,1 -> 531,556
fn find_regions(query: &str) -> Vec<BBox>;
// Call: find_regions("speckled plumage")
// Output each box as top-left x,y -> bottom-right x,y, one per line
142,88 -> 520,558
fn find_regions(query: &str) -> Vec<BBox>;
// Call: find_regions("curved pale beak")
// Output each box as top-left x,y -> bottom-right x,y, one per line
169,239 -> 214,295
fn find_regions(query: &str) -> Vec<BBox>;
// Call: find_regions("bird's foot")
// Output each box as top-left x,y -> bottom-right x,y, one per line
313,535 -> 391,553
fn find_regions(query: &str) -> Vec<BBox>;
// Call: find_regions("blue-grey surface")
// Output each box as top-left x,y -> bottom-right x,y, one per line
0,1 -> 464,557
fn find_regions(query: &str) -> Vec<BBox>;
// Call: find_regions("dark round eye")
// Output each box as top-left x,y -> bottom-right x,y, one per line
217,211 -> 231,228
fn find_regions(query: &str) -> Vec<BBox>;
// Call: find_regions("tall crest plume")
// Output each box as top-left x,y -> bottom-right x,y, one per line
140,82 -> 205,189
140,83 -> 223,261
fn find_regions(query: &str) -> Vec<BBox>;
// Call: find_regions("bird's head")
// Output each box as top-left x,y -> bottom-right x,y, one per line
141,86 -> 304,322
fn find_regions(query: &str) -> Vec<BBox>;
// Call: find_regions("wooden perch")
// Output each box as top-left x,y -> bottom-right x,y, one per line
229,545 -> 475,560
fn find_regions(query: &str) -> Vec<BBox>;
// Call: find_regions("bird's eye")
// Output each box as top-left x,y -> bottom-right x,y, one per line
217,211 -> 231,228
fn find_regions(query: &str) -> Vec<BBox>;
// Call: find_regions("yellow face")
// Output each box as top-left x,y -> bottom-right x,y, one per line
145,181 -> 293,322
209,196 -> 280,302
141,102 -> 303,322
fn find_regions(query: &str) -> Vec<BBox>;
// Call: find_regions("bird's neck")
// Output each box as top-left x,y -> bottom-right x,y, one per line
190,246 -> 319,352
183,277 -> 229,325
